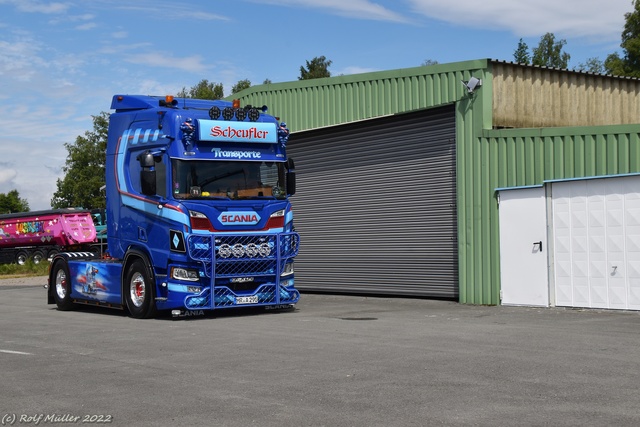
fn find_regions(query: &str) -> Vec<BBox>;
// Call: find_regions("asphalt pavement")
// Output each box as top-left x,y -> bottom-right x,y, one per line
1,276 -> 640,426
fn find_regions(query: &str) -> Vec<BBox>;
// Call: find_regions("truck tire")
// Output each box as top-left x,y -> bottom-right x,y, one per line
15,251 -> 28,265
124,259 -> 157,319
32,250 -> 45,264
52,260 -> 74,311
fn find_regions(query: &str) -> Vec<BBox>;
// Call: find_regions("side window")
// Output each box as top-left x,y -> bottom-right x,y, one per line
155,157 -> 167,197
128,149 -> 167,197
128,150 -> 144,194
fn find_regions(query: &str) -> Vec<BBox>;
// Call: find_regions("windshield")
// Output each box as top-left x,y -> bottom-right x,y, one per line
172,159 -> 287,200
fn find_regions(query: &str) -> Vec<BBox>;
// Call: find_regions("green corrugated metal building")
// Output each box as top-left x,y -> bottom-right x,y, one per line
232,58 -> 640,306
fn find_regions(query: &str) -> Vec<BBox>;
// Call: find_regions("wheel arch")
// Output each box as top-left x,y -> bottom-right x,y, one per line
47,252 -> 97,303
122,245 -> 159,318
121,246 -> 155,300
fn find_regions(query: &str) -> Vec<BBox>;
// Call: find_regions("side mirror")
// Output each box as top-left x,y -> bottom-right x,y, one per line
286,158 -> 296,196
138,151 -> 155,168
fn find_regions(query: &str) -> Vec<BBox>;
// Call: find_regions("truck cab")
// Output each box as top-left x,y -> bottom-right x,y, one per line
48,95 -> 300,318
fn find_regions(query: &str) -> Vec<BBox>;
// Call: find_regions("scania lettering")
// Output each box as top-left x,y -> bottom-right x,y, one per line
46,95 -> 300,318
220,212 -> 260,224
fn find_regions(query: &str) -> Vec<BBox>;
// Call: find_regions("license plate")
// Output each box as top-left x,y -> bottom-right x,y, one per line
236,295 -> 259,305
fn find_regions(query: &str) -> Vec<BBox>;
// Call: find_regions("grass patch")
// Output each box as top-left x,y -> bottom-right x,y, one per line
0,260 -> 50,278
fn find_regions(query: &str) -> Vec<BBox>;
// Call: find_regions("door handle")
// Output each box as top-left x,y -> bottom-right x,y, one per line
533,241 -> 543,252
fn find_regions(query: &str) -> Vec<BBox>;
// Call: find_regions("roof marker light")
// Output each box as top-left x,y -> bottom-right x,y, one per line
159,95 -> 178,107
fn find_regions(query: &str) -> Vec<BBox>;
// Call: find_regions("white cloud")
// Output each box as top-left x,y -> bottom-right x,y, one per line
0,99 -> 91,211
406,0 -> 633,41
98,42 -> 152,55
246,0 -> 632,40
0,38 -> 47,82
111,3 -> 230,21
0,169 -> 18,187
49,12 -> 95,24
74,13 -> 94,21
0,0 -> 70,14
124,52 -> 210,73
252,0 -> 410,23
75,22 -> 97,31
0,32 -> 89,87
135,79 -> 183,97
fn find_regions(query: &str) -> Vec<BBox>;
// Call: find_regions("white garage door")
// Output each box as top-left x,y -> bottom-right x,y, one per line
552,175 -> 640,310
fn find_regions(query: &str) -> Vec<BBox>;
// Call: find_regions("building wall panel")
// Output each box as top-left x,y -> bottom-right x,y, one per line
456,125 -> 640,304
493,61 -> 640,128
235,60 -> 489,133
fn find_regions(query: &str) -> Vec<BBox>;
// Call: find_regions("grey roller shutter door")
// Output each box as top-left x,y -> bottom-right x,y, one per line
288,105 -> 457,298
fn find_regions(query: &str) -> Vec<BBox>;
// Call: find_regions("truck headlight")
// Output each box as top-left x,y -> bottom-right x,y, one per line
281,262 -> 294,277
171,267 -> 200,282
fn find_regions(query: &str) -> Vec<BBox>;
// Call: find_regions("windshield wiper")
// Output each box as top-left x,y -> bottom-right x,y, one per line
197,169 -> 243,188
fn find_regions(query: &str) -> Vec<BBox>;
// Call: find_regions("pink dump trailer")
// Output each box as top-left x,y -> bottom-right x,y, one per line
0,208 -> 97,264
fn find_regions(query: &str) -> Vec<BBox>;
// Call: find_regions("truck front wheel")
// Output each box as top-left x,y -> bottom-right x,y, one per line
124,259 -> 157,319
52,260 -> 74,311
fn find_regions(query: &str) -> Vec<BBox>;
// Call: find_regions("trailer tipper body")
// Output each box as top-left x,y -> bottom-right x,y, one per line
47,95 -> 300,318
0,209 -> 96,264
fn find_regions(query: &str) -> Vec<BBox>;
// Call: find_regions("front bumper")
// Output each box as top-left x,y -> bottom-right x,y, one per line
158,232 -> 300,311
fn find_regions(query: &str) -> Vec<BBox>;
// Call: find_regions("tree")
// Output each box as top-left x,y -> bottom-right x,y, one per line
576,57 -> 605,74
605,0 -> 640,77
179,79 -> 224,100
263,78 -> 272,84
605,52 -> 627,76
176,86 -> 189,98
0,189 -> 29,213
51,112 -> 108,209
231,79 -> 251,94
513,38 -> 530,64
299,56 -> 332,80
531,33 -> 570,69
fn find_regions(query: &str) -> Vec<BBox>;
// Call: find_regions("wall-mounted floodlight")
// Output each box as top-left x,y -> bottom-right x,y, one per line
461,77 -> 482,94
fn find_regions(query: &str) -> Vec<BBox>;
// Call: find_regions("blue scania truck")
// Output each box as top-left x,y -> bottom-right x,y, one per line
47,95 -> 300,318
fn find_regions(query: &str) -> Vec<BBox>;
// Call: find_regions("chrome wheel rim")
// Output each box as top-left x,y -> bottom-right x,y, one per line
55,269 -> 67,300
130,272 -> 146,308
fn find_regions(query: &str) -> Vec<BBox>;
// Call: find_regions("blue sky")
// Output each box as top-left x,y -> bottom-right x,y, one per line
0,0 -> 635,210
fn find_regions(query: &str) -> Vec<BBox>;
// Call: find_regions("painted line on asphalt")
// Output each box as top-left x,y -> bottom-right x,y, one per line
0,349 -> 33,355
